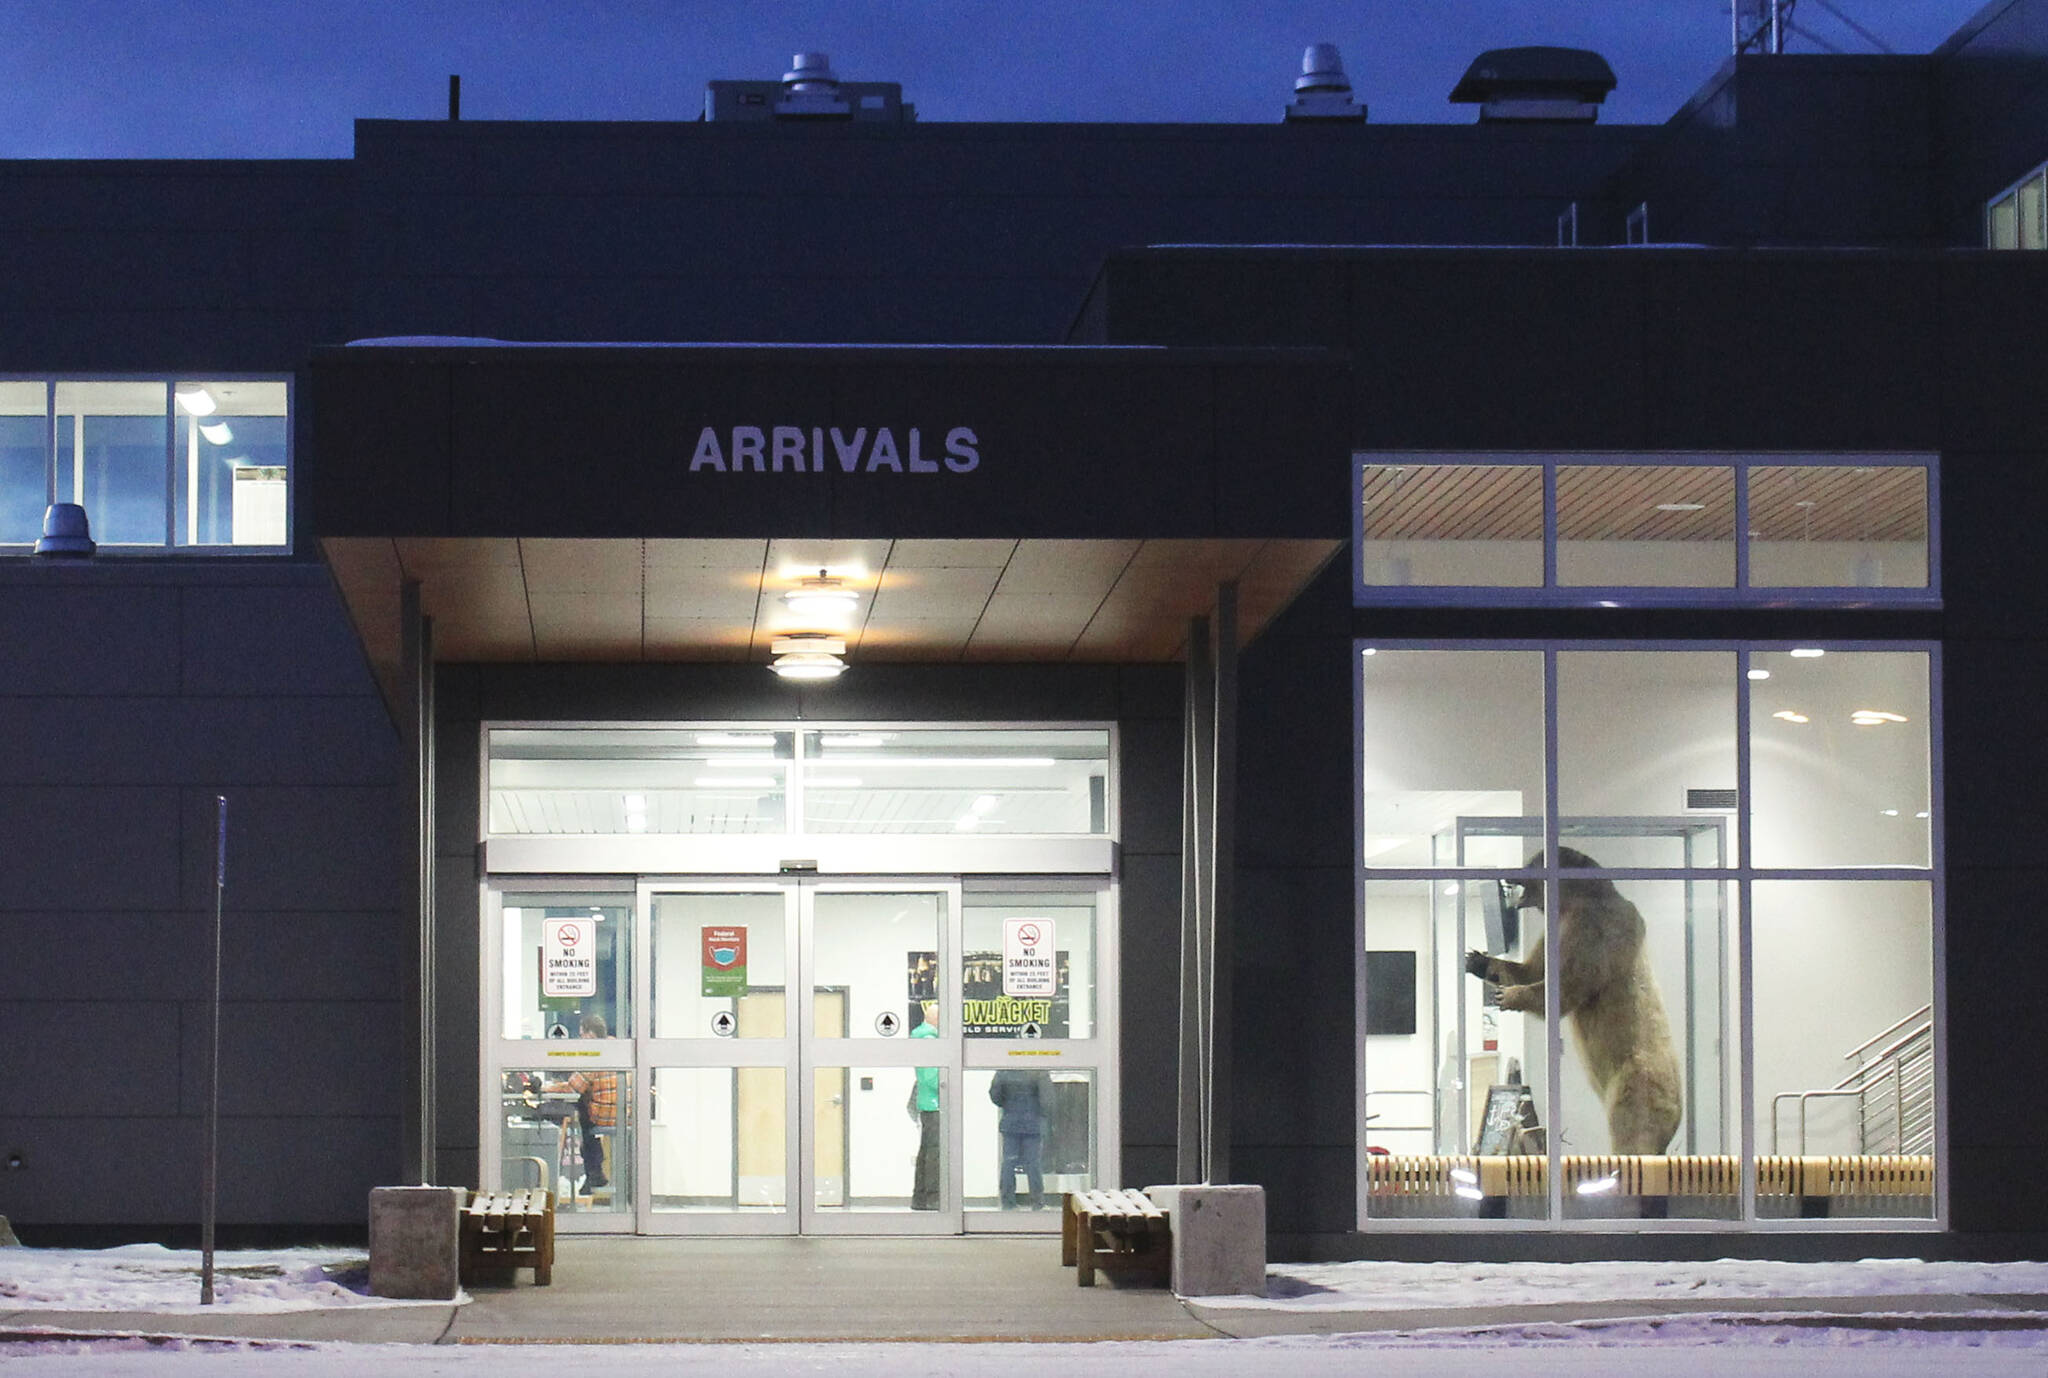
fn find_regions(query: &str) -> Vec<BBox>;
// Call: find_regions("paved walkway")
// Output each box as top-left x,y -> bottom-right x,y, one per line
5,1238 -> 2047,1346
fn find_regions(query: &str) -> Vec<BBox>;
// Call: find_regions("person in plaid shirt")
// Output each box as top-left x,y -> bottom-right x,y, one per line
567,1013 -> 619,1191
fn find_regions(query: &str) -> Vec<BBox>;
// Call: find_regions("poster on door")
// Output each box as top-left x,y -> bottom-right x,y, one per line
911,949 -> 1070,1038
1003,917 -> 1056,997
702,925 -> 749,997
542,918 -> 596,998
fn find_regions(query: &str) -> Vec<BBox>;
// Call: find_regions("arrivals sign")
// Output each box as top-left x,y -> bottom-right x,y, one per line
542,919 -> 596,998
1003,918 -> 1057,998
702,925 -> 749,998
688,425 -> 980,474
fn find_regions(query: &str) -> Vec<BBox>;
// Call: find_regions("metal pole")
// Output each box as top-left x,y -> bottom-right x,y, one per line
201,794 -> 226,1305
1207,582 -> 1237,1185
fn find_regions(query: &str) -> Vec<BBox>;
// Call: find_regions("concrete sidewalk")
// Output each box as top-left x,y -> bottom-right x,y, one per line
5,1238 -> 2047,1347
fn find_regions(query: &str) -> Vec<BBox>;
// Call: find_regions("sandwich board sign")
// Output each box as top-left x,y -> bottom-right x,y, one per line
543,919 -> 596,998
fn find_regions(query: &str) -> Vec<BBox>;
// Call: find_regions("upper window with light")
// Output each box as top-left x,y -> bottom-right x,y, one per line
1354,452 -> 1936,607
1987,163 -> 2047,248
1,377 -> 291,554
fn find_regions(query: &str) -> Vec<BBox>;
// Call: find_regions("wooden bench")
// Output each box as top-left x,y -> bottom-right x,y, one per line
459,1188 -> 555,1286
1062,1188 -> 1170,1288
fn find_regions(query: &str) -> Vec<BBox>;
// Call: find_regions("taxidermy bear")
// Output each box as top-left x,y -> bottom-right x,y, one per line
1466,847 -> 1682,1155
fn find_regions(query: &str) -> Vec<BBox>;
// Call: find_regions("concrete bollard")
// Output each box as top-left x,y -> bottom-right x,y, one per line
1149,1183 -> 1266,1298
368,1186 -> 463,1300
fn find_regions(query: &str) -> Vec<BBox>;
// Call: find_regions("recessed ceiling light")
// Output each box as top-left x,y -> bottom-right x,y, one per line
1772,710 -> 1809,724
1747,669 -> 1771,681
1788,648 -> 1825,658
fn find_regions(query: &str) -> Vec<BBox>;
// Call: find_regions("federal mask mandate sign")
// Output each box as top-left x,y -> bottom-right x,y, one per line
1003,917 -> 1057,998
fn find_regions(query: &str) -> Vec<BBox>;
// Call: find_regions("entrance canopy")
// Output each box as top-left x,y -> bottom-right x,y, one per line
309,342 -> 1347,692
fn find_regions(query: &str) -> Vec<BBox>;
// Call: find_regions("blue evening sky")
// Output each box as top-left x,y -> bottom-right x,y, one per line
0,0 -> 1999,158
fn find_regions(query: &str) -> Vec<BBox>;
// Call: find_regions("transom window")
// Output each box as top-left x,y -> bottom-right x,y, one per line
0,377 -> 292,552
1355,453 -> 1935,605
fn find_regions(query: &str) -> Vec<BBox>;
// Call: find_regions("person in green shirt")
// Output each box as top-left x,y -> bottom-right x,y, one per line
909,1004 -> 941,1210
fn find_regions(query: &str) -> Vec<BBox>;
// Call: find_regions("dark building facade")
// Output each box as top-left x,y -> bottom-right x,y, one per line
7,5 -> 2048,1258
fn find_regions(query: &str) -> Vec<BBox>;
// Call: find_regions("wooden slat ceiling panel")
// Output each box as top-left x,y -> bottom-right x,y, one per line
1361,463 -> 1927,544
1749,466 -> 1929,542
1557,464 -> 1733,542
1361,464 -> 1542,541
326,536 -> 1339,672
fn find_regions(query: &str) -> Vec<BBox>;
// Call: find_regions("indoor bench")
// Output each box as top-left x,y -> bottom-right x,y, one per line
459,1187 -> 555,1286
1062,1188 -> 1171,1288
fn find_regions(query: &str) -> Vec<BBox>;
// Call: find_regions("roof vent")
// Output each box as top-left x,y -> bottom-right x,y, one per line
703,53 -> 916,123
1285,43 -> 1366,122
1449,46 -> 1616,123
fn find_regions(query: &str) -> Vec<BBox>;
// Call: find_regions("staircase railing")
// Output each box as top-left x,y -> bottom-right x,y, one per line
1770,1003 -> 1933,1155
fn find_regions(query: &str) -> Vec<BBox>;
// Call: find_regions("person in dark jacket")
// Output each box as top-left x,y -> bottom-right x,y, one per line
988,1068 -> 1054,1210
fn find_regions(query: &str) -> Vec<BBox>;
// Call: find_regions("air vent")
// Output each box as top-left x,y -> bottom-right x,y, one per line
1687,788 -> 1739,811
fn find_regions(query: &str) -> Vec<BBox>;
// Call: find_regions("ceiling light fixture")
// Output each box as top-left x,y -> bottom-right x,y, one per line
783,570 -> 860,618
174,386 -> 216,416
1788,648 -> 1826,658
1772,710 -> 1809,724
770,633 -> 847,681
1747,669 -> 1771,681
1851,709 -> 1908,726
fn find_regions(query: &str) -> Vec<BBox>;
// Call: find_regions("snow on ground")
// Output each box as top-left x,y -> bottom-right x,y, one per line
1233,1256 -> 2048,1310
4,1333 -> 2048,1378
0,1246 -> 451,1312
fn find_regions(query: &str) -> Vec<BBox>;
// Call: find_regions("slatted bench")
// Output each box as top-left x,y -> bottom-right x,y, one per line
459,1188 -> 555,1286
1062,1188 -> 1171,1288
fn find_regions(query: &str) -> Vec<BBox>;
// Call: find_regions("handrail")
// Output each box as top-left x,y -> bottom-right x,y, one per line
1839,1004 -> 1932,1064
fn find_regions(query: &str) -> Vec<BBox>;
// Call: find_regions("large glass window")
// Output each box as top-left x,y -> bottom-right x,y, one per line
1,376 -> 290,552
1359,644 -> 1939,1230
1356,454 -> 1934,605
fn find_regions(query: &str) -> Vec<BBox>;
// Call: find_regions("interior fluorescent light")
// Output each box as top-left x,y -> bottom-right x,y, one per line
1881,809 -> 1900,817
693,775 -> 780,788
1772,710 -> 1809,724
198,421 -> 234,445
1746,669 -> 1771,681
813,756 -> 1056,768
174,386 -> 216,416
1788,647 -> 1826,658
623,794 -> 646,811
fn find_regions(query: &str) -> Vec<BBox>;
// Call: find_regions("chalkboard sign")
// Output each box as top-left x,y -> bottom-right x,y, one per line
1474,1084 -> 1537,1155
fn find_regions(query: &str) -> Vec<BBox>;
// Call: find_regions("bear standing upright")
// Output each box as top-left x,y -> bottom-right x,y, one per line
1467,847 -> 1682,1155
